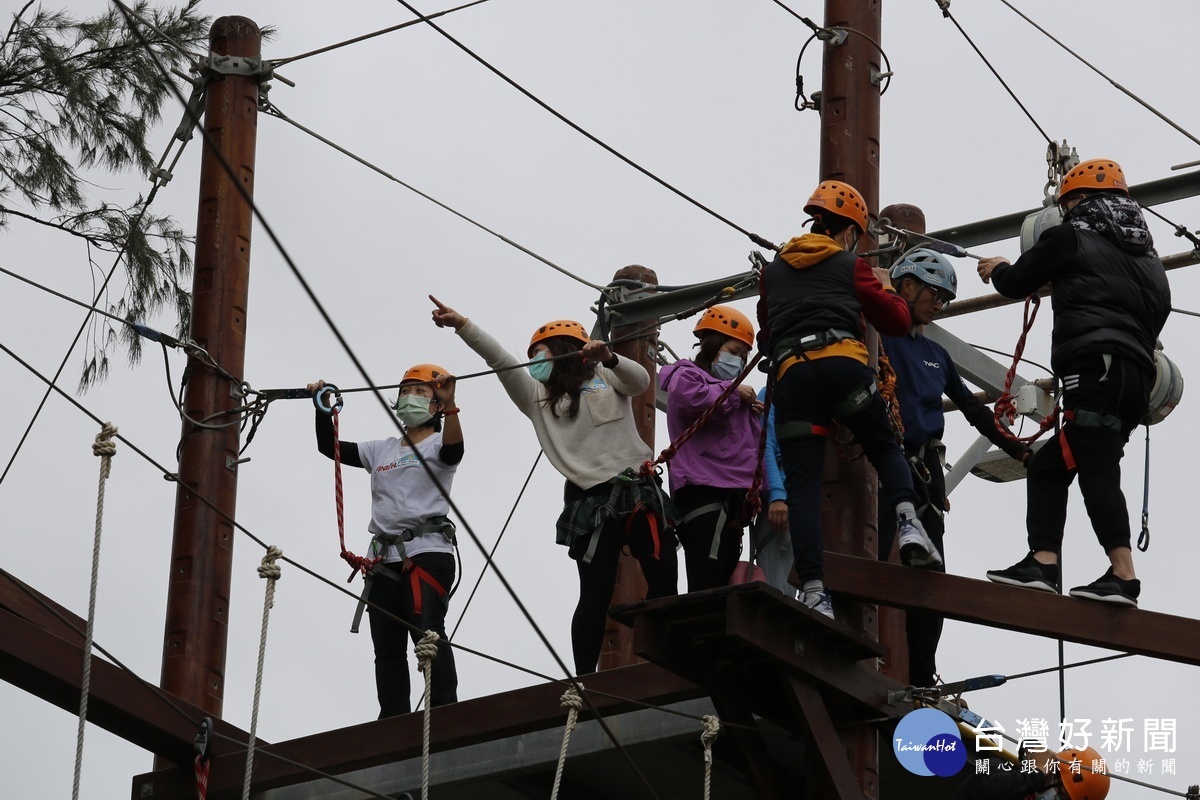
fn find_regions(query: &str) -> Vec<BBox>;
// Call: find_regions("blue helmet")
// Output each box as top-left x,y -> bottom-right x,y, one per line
889,247 -> 958,300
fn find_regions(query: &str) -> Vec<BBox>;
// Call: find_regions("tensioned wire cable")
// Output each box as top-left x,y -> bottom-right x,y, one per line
998,0 -> 1200,149
262,104 -> 608,293
934,1 -> 1052,144
387,0 -> 776,251
269,0 -> 493,68
115,8 -> 663,795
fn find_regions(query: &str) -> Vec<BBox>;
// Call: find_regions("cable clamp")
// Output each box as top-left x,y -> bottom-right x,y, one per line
816,27 -> 848,46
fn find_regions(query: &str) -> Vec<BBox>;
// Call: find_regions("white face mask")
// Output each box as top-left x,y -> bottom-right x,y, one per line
393,394 -> 433,427
712,351 -> 745,381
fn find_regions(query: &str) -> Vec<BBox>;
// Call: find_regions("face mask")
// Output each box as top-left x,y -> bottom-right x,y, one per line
712,351 -> 745,381
528,352 -> 554,384
393,394 -> 433,427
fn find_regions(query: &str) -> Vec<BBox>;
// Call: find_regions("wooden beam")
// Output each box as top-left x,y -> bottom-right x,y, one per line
133,662 -> 701,798
784,674 -> 868,800
824,553 -> 1200,666
0,607 -> 255,765
0,567 -> 86,642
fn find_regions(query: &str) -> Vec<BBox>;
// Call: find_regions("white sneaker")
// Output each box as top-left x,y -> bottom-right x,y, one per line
801,590 -> 835,619
897,516 -> 943,568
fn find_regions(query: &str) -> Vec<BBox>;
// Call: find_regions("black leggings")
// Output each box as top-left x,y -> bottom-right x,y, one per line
572,513 -> 677,675
674,484 -> 746,592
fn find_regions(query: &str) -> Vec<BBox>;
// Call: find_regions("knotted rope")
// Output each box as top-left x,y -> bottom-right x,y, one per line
72,422 -> 118,800
332,409 -> 381,579
242,546 -> 283,800
415,630 -> 441,800
701,714 -> 721,800
550,683 -> 585,800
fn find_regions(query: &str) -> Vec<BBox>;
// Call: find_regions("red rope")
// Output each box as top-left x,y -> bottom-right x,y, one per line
992,295 -> 1058,444
332,409 -> 381,581
642,352 -> 764,477
194,754 -> 210,800
744,374 -> 773,518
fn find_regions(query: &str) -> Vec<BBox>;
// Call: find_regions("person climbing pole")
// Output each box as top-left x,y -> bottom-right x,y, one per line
878,247 -> 1032,688
978,158 -> 1171,607
308,365 -> 462,718
659,305 -> 763,591
430,296 -> 677,675
760,179 -> 936,620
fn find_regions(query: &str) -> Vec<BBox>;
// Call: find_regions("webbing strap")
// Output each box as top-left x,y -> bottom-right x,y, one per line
625,502 -> 663,561
679,501 -> 728,560
775,420 -> 832,441
403,560 -> 448,616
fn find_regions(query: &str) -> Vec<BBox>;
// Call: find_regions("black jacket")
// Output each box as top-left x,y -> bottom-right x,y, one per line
990,220 -> 1170,374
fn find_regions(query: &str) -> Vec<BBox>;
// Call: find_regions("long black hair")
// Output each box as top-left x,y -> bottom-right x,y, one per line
539,336 -> 595,419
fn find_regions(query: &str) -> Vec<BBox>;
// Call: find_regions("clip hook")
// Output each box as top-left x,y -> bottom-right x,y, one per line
313,384 -> 344,415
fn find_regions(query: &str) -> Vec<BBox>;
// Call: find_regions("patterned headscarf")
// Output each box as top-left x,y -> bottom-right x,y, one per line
1067,193 -> 1158,257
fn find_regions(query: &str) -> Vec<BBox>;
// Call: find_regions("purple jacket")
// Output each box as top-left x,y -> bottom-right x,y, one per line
658,359 -> 763,494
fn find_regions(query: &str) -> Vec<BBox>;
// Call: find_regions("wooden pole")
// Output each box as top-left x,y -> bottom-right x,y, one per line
158,16 -> 261,733
816,1 -> 883,796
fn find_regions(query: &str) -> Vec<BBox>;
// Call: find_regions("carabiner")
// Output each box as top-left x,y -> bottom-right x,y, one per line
313,383 -> 344,415
194,717 -> 213,762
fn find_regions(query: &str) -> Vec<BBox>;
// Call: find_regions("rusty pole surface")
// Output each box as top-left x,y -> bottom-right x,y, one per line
598,264 -> 658,671
816,1 -> 883,797
158,17 -> 260,733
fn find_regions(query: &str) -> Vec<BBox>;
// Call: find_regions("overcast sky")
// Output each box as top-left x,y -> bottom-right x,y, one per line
3,1 -> 1199,797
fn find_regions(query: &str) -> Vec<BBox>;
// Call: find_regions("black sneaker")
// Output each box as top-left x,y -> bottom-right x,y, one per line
1069,568 -> 1140,607
986,553 -> 1059,593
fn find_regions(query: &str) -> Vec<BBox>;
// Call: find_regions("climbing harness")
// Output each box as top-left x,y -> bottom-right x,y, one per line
700,715 -> 720,800
314,386 -> 383,581
242,546 -> 283,800
72,422 -> 119,800
350,518 -> 457,632
559,468 -> 676,565
550,683 -> 584,800
414,630 -> 440,800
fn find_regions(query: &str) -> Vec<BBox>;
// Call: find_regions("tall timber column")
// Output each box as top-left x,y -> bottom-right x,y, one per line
159,16 -> 261,732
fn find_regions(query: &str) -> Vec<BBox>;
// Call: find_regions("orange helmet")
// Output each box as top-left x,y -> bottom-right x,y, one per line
1056,747 -> 1110,800
804,180 -> 869,233
694,305 -> 755,348
1057,158 -> 1129,201
528,319 -> 590,356
401,363 -> 449,384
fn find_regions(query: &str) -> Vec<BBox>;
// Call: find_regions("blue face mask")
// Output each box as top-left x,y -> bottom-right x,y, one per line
712,351 -> 744,381
528,352 -> 554,384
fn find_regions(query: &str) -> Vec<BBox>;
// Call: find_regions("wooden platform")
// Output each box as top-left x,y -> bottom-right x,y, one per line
823,553 -> 1200,666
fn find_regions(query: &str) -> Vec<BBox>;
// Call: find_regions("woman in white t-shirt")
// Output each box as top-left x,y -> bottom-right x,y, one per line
308,365 -> 463,718
431,296 -> 677,676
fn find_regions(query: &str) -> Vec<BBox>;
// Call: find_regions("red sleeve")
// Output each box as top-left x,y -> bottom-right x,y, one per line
853,257 -> 911,335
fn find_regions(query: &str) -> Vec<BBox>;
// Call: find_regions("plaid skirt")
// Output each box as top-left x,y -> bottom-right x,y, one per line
556,468 -> 679,563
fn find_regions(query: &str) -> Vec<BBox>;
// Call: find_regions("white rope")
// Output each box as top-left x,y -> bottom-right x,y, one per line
71,422 -> 118,800
701,714 -> 720,800
414,629 -> 441,800
549,683 -> 584,800
242,546 -> 283,800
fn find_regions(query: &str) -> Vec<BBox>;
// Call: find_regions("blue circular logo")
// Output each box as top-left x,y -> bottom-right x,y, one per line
893,708 -> 967,777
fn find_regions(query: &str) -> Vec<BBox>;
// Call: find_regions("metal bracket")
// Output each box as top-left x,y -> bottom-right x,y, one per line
226,455 -> 251,471
817,27 -> 849,46
870,69 -> 894,87
207,53 -> 264,77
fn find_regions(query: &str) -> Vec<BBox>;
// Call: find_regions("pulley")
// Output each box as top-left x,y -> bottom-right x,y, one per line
1145,350 -> 1184,425
1019,205 -> 1063,253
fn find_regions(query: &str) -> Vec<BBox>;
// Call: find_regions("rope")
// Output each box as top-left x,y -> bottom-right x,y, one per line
415,630 -> 441,800
242,546 -> 283,800
332,409 -> 382,579
550,683 -> 585,800
877,347 -> 905,442
643,352 -> 764,477
992,296 -> 1058,443
70,422 -> 118,800
194,754 -> 210,800
700,714 -> 720,800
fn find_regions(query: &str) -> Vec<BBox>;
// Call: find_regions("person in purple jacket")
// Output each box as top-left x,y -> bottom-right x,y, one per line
659,306 -> 764,591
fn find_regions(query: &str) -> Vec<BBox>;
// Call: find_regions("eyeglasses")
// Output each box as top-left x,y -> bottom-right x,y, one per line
925,286 -> 953,307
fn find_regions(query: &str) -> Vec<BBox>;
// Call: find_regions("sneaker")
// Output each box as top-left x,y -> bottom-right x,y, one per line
1069,568 -> 1140,607
897,516 -> 943,568
985,553 -> 1059,593
801,590 -> 835,620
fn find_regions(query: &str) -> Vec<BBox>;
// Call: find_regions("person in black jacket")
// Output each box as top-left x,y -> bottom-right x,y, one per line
977,158 -> 1171,607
